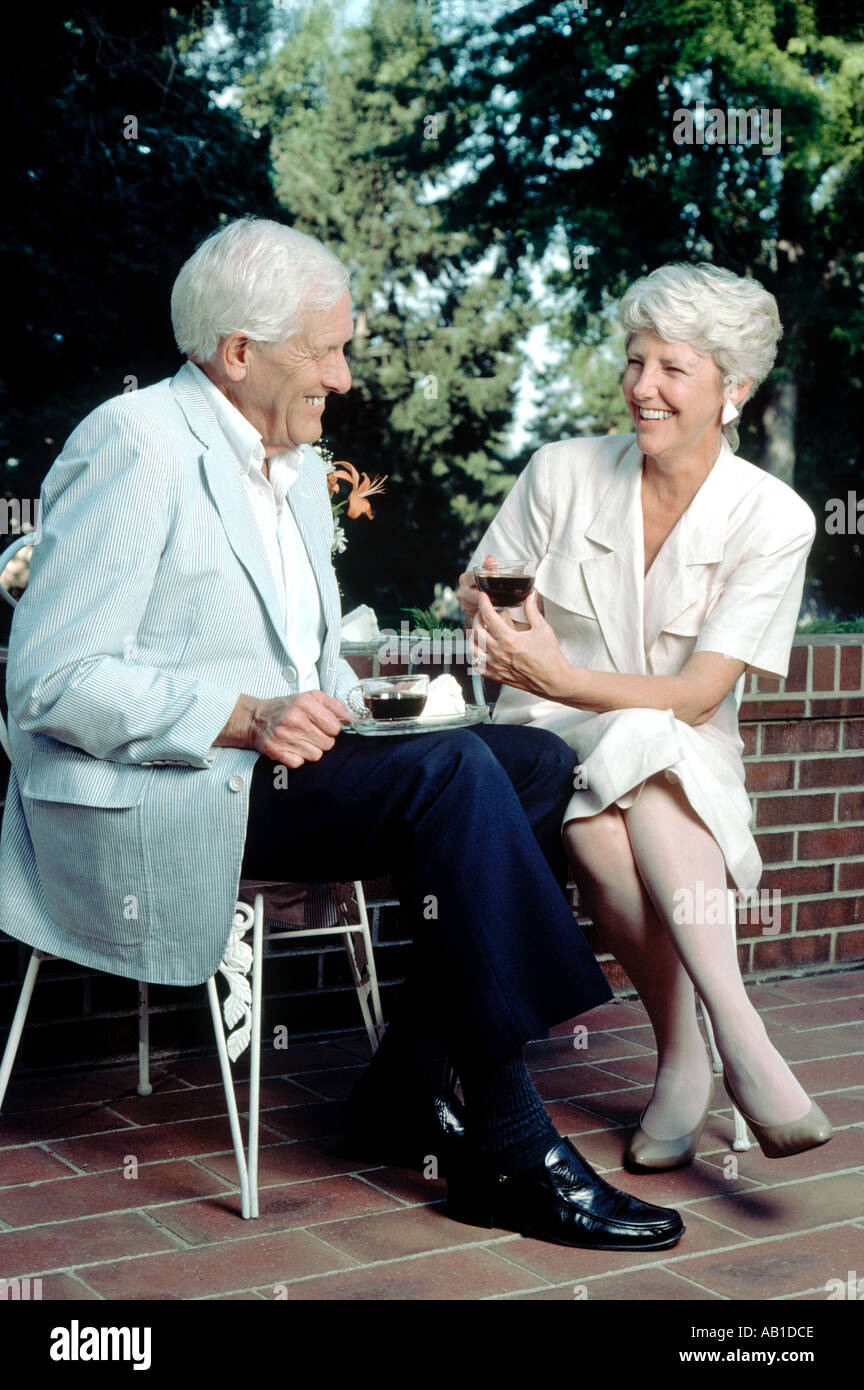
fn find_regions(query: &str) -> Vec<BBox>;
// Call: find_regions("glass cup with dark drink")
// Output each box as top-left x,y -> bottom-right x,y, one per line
350,674 -> 430,721
474,561 -> 535,609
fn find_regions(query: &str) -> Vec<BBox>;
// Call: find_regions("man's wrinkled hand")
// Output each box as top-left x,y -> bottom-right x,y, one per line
249,691 -> 349,769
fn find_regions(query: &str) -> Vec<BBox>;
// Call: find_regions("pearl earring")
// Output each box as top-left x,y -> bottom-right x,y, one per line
721,398 -> 739,425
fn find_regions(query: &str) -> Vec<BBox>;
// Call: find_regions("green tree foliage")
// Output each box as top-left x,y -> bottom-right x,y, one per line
3,4 -> 278,547
240,0 -> 534,614
7,1 -> 863,619
433,0 -> 864,612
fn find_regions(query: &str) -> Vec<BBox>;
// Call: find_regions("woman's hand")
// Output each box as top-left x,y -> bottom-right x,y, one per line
456,553 -> 493,626
457,554 -> 529,631
471,590 -> 571,699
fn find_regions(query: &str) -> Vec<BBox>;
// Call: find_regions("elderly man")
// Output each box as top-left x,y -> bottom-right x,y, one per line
0,218 -> 682,1251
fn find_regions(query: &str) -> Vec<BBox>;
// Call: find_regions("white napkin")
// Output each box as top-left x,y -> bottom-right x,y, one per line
340,605 -> 380,641
418,673 -> 466,720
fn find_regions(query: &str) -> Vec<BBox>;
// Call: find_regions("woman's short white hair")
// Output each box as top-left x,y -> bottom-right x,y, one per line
619,263 -> 781,447
171,217 -> 350,364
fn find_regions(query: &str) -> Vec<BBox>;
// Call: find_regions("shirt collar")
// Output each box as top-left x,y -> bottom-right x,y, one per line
188,362 -> 306,501
187,361 -> 265,474
267,449 -> 305,506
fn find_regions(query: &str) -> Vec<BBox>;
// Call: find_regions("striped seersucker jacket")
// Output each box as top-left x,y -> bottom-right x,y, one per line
0,361 -> 359,985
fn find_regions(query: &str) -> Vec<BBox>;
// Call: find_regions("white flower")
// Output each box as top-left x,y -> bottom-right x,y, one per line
431,583 -> 462,622
331,522 -> 348,554
309,440 -> 335,468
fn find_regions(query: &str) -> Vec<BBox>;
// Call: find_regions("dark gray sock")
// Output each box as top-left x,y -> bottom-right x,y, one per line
457,1050 -> 559,1169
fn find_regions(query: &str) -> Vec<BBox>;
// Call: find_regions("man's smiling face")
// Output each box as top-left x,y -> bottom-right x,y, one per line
215,290 -> 354,455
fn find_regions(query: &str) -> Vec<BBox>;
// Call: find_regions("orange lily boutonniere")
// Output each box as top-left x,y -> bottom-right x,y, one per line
314,440 -> 388,555
329,461 -> 388,520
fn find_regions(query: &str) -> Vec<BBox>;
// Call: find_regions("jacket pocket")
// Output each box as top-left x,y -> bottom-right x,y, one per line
21,798 -> 153,948
18,754 -> 148,808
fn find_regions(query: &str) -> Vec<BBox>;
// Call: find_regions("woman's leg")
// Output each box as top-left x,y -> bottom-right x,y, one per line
622,776 -> 810,1124
564,807 -> 712,1139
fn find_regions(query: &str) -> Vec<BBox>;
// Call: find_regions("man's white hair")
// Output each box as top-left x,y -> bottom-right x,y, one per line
619,263 -> 782,447
171,217 -> 350,364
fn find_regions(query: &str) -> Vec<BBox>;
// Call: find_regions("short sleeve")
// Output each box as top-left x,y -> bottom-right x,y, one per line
695,503 -> 816,679
467,445 -> 554,570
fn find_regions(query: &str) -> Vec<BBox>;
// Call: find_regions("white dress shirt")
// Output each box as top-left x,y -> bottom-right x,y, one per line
189,362 -> 325,691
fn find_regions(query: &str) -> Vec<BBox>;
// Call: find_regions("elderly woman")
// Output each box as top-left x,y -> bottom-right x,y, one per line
458,263 -> 832,1170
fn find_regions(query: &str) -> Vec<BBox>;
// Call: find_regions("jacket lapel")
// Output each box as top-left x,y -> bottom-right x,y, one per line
642,441 -> 733,650
581,442 -> 647,675
283,458 -> 339,643
169,363 -> 292,656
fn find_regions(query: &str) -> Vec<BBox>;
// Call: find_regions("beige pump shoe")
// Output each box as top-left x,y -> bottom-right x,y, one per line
722,1075 -> 833,1159
625,1087 -> 714,1172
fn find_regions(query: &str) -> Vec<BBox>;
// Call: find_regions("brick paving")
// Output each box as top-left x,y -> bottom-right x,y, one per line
0,969 -> 862,1302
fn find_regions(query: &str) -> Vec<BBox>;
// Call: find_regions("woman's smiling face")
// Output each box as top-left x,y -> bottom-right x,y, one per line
621,330 -> 729,467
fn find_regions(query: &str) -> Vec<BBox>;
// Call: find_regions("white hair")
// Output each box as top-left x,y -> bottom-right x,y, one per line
619,263 -> 782,449
171,217 -> 350,363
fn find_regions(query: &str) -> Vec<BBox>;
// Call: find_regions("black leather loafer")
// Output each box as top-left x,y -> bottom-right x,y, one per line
342,1081 -> 466,1177
446,1137 -> 684,1250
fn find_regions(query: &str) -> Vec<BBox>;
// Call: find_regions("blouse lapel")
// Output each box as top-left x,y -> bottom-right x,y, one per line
642,440 -> 734,651
581,442 -> 648,675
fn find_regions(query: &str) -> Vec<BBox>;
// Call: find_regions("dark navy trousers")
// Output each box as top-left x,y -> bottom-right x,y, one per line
241,723 -> 611,1063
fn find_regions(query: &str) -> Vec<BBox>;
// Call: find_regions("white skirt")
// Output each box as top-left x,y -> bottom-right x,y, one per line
493,703 -> 761,891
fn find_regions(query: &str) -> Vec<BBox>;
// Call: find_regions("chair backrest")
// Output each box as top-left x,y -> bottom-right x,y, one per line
0,531 -> 33,762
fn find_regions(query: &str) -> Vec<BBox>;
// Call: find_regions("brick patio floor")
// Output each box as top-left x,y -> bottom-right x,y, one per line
1,969 -> 862,1302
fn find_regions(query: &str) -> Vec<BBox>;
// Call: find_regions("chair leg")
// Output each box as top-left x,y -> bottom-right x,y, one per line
352,881 -> 384,1049
207,976 -> 252,1219
136,982 -> 153,1097
247,893 -> 264,1221
343,931 -> 381,1054
341,899 -> 384,1052
0,950 -> 44,1111
731,1101 -> 754,1150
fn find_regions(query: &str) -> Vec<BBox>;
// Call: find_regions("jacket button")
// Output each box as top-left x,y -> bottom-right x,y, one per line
228,774 -> 244,792
283,664 -> 297,683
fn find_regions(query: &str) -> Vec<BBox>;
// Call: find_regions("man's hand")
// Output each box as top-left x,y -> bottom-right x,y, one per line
215,690 -> 349,769
250,691 -> 349,767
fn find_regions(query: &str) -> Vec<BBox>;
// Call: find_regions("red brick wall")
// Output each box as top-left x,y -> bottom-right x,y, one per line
739,636 -> 864,972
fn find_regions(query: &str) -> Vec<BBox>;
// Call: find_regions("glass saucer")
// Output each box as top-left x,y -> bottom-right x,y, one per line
345,704 -> 490,737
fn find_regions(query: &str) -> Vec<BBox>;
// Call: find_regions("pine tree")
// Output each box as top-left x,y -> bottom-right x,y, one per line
240,0 -> 534,615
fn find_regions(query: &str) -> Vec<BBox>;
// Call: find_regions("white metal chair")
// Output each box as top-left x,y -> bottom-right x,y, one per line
0,530 -> 385,1218
471,665 -> 752,1152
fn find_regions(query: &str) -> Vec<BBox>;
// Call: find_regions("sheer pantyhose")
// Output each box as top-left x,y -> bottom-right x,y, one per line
564,775 -> 810,1137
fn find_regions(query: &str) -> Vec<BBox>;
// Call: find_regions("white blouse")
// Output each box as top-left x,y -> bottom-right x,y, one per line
470,433 -> 817,888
